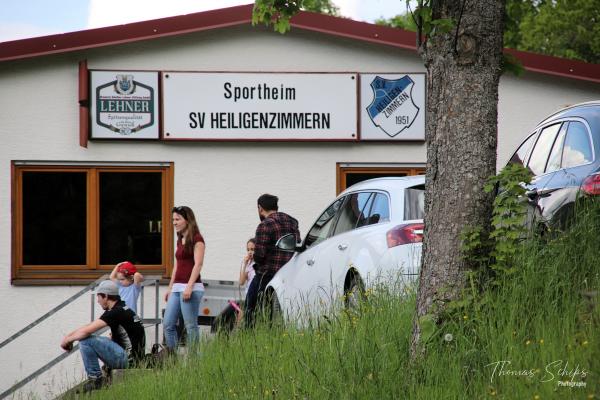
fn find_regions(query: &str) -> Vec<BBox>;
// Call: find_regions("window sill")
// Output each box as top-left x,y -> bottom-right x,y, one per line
12,270 -> 169,286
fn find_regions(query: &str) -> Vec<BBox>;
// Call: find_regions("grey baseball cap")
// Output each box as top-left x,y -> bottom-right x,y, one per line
94,280 -> 119,296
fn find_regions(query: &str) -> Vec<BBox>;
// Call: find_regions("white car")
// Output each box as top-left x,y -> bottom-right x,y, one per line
268,176 -> 425,323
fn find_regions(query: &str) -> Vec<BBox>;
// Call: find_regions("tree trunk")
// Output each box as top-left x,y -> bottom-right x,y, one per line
411,0 -> 505,357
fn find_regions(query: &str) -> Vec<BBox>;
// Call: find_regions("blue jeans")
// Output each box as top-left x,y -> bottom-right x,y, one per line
79,336 -> 128,379
163,290 -> 204,349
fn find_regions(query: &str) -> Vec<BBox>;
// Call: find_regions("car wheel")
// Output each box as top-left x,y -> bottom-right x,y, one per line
344,273 -> 365,310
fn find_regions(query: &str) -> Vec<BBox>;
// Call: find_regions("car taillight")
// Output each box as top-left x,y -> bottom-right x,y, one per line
581,173 -> 600,195
386,223 -> 424,248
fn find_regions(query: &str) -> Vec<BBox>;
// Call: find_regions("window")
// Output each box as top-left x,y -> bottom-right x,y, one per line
356,193 -> 375,228
562,121 -> 593,168
509,132 -> 537,167
367,193 -> 390,224
333,192 -> 372,235
527,124 -> 562,175
12,163 -> 173,283
22,172 -> 87,265
304,197 -> 344,249
404,185 -> 425,220
99,172 -> 163,265
336,164 -> 425,194
545,124 -> 567,173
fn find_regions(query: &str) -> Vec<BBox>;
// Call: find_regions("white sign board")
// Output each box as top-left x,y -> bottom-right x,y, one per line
90,71 -> 159,139
162,72 -> 358,140
360,73 -> 425,141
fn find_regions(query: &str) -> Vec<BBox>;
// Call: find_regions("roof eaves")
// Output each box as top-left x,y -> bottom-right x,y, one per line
0,4 -> 254,62
0,4 -> 598,85
290,12 -> 600,84
290,11 -> 418,52
504,48 -> 600,84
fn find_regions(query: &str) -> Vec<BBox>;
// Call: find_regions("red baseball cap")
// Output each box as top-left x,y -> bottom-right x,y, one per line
118,261 -> 137,276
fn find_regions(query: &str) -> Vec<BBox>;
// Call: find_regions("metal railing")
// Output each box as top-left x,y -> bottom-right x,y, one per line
0,327 -> 109,400
0,275 -> 109,350
0,275 -> 163,400
140,277 -> 162,345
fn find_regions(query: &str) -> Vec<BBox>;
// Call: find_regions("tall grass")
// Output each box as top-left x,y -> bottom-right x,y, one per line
87,205 -> 600,400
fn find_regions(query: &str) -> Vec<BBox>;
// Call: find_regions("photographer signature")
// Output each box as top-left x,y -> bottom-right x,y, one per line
485,360 -> 588,384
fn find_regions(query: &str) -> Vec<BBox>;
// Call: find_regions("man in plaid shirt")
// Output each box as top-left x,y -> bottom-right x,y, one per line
246,193 -> 300,327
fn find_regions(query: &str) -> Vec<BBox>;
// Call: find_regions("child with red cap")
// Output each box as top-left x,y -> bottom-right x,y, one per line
110,261 -> 144,314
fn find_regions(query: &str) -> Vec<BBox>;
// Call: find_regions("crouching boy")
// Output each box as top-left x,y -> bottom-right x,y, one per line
60,280 -> 146,393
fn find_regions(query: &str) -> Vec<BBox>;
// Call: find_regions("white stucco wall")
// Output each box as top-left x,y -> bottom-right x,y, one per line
0,24 -> 599,398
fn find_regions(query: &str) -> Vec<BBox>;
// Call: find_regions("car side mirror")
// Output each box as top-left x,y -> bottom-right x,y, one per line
276,233 -> 300,252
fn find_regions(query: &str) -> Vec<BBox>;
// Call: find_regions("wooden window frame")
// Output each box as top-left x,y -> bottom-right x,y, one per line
11,162 -> 174,285
336,163 -> 425,194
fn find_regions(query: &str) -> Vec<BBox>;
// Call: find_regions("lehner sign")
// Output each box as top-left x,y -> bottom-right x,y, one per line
90,71 -> 159,139
162,72 -> 357,140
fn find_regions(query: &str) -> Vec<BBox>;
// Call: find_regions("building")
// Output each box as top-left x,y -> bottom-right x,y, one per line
0,4 -> 599,398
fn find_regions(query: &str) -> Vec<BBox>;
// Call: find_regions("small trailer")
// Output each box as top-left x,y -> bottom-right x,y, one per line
196,279 -> 244,325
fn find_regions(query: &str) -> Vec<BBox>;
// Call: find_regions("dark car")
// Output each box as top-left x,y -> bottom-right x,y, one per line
508,101 -> 600,231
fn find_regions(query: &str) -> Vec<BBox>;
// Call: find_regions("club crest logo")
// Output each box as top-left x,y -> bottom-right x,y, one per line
115,74 -> 135,95
366,75 -> 420,138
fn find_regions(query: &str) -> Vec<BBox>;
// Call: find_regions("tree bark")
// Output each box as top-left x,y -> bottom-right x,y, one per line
411,0 -> 505,357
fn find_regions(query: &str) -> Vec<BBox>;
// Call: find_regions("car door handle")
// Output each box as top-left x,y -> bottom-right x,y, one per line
306,259 -> 315,266
338,244 -> 348,251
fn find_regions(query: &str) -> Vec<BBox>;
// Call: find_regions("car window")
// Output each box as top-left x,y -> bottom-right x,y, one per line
304,197 -> 345,249
356,193 -> 375,228
509,132 -> 537,167
527,123 -> 562,175
334,192 -> 371,235
562,121 -> 593,168
545,123 -> 568,173
365,193 -> 390,225
404,185 -> 425,220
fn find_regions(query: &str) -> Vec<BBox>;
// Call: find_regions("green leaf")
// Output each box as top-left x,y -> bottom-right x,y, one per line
431,18 -> 455,35
419,314 -> 436,343
502,52 -> 524,77
275,19 -> 291,33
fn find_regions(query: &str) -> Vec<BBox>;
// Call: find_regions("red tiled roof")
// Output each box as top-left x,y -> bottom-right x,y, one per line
0,4 -> 598,83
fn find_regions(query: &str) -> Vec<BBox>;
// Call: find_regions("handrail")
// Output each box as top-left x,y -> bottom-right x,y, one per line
0,274 -> 109,349
0,275 -> 163,400
0,326 -> 108,400
139,277 -> 162,345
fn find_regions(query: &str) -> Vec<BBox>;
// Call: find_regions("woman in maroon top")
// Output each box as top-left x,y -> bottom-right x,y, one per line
163,206 -> 206,350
